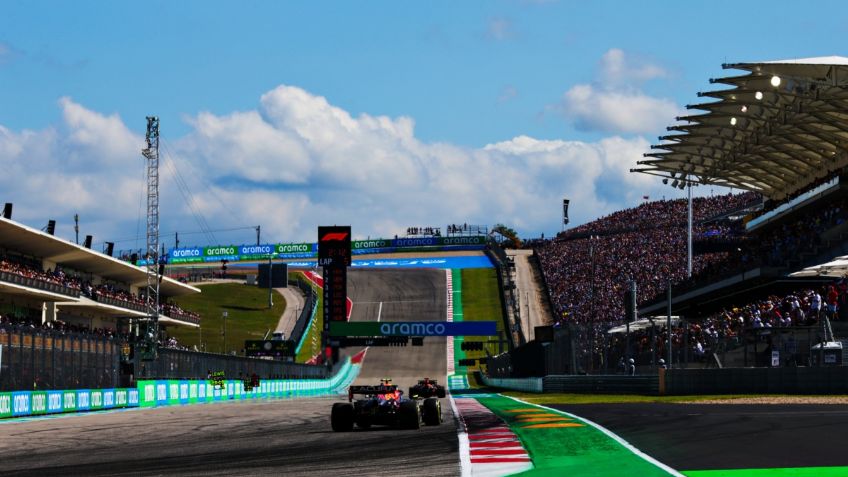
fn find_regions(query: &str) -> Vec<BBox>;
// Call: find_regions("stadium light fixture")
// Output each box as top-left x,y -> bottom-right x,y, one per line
662,178 -> 668,185
741,105 -> 748,113
755,91 -> 764,100
671,180 -> 679,188
770,75 -> 781,87
730,117 -> 737,126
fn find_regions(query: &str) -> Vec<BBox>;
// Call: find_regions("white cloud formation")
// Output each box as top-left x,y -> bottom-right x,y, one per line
485,18 -> 515,41
562,84 -> 680,134
558,48 -> 682,135
598,48 -> 667,86
0,85 -> 689,249
0,42 -> 19,65
498,85 -> 519,104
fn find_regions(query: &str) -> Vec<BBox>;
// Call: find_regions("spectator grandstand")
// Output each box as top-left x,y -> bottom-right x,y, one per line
537,193 -> 760,325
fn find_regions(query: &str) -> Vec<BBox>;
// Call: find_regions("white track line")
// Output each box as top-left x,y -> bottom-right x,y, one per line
449,394 -> 472,477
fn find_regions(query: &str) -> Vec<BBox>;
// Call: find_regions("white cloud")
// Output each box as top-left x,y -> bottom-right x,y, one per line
598,48 -> 667,86
561,84 -> 680,134
557,49 -> 681,135
498,85 -> 519,104
0,85 -> 692,248
485,18 -> 515,41
0,43 -> 14,65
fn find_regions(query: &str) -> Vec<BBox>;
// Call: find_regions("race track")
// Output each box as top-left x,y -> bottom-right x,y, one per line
346,268 -> 448,392
0,269 -> 459,477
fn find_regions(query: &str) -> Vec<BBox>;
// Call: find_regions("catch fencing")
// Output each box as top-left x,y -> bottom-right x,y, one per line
288,277 -> 318,348
134,347 -> 327,381
0,324 -> 120,392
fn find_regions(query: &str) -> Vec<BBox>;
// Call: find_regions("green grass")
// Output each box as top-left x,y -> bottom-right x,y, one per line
168,282 -> 286,354
501,391 -> 848,405
459,268 -> 506,373
295,273 -> 323,363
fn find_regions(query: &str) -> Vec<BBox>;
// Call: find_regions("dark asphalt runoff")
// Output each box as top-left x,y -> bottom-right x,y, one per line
550,403 -> 848,471
0,269 -> 459,477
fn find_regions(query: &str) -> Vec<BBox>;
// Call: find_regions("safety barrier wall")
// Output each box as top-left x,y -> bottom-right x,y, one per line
480,373 -> 658,395
137,357 -> 357,407
480,374 -> 543,393
0,358 -> 359,419
289,278 -> 318,348
0,387 -> 140,418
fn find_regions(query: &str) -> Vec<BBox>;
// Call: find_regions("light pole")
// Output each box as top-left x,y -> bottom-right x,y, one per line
589,235 -> 596,373
222,311 -> 228,354
667,279 -> 672,368
687,174 -> 693,278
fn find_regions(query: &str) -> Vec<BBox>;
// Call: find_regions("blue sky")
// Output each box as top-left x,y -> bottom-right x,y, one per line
1,1 -> 846,248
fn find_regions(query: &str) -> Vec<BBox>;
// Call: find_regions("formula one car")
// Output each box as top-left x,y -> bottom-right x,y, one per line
408,377 -> 446,399
331,380 -> 441,431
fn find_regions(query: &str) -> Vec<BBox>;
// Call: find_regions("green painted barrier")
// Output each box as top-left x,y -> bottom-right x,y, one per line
31,391 -> 47,415
0,392 -> 11,418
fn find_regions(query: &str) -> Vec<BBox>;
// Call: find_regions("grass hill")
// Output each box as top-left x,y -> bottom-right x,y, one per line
167,282 -> 286,355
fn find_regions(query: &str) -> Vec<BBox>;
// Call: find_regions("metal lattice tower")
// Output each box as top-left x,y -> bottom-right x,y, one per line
142,116 -> 160,333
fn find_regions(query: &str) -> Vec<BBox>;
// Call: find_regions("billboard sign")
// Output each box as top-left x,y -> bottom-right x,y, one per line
329,321 -> 498,337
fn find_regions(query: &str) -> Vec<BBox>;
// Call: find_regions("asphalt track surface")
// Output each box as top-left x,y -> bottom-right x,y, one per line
550,403 -> 848,472
346,268 -> 448,392
0,269 -> 458,477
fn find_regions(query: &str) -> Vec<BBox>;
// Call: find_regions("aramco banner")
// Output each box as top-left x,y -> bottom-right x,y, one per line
168,243 -> 318,264
328,321 -> 498,337
163,237 -> 486,265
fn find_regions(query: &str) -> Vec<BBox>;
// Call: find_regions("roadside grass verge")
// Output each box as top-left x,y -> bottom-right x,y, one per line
455,268 -> 505,377
169,282 -> 285,354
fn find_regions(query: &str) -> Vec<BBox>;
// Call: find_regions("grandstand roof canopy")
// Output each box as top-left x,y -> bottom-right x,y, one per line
0,216 -> 199,297
790,256 -> 848,278
633,56 -> 848,201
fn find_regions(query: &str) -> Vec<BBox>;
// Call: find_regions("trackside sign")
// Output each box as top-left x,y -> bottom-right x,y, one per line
329,321 -> 497,337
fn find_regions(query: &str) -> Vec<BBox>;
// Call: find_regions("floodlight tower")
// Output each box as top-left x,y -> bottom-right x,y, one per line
141,116 -> 160,357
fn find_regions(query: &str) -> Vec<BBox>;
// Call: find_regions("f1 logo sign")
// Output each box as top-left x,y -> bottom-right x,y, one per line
321,232 -> 349,242
318,226 -> 352,267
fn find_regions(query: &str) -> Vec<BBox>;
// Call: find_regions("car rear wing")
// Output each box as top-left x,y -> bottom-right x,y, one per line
348,385 -> 398,400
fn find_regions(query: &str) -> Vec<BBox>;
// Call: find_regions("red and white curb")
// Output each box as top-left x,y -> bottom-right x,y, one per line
451,397 -> 533,476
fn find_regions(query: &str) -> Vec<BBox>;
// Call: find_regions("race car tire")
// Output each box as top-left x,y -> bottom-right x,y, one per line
436,387 -> 446,399
399,400 -> 421,430
331,403 -> 355,432
422,397 -> 442,426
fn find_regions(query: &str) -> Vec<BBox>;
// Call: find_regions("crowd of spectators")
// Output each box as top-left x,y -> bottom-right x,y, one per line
0,257 -> 82,291
669,197 -> 848,296
0,255 -> 200,322
602,281 -> 847,370
538,193 -> 848,328
0,313 -> 127,340
559,192 -> 760,239
538,226 -> 733,325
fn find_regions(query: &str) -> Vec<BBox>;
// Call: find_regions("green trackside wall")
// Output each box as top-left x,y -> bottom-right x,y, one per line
0,357 -> 360,420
